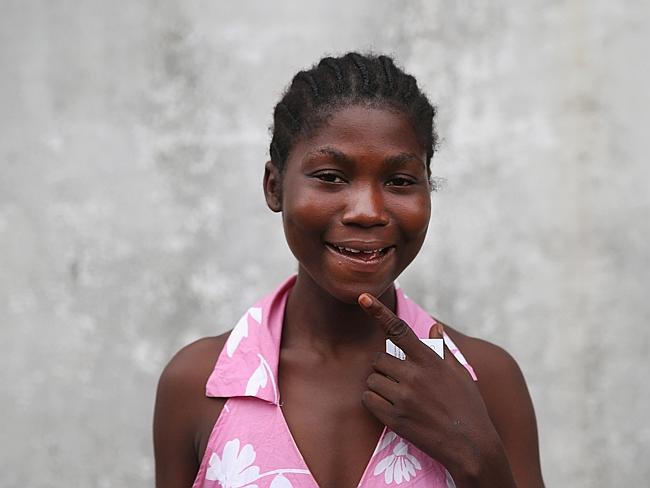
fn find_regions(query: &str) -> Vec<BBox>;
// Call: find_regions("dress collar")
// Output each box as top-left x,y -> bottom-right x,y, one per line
205,276 -> 295,404
205,276 -> 469,405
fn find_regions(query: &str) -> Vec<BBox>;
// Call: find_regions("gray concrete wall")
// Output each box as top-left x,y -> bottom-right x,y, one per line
1,1 -> 648,486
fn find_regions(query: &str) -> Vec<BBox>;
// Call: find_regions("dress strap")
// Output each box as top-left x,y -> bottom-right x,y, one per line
443,332 -> 478,381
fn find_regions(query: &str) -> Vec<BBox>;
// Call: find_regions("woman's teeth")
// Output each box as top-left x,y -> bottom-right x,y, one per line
329,245 -> 392,262
335,246 -> 385,254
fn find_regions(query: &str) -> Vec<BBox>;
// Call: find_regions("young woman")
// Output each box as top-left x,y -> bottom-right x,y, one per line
153,52 -> 545,488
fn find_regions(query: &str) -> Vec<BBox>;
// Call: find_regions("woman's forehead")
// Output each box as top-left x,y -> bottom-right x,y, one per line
292,105 -> 425,158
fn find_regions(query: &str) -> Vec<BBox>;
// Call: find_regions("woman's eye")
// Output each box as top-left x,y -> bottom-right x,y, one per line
386,177 -> 416,187
314,172 -> 345,183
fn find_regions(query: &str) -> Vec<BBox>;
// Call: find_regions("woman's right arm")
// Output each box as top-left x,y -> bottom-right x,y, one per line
153,336 -> 227,488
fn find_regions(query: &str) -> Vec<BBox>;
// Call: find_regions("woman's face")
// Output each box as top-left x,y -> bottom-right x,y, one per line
268,105 -> 431,304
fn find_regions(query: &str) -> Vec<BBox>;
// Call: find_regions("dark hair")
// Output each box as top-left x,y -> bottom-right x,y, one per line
269,52 -> 438,175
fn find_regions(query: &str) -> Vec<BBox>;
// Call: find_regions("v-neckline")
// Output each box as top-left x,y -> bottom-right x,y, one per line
277,403 -> 388,488
273,280 -> 402,487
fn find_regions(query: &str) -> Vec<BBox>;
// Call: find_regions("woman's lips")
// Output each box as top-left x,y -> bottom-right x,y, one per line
325,243 -> 395,264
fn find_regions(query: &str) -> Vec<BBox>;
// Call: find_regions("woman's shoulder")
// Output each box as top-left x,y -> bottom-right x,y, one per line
440,323 -> 544,485
159,333 -> 229,387
155,333 -> 231,428
442,325 -> 523,382
157,332 -> 235,428
439,321 -> 531,410
441,322 -> 542,471
154,332 -> 232,484
442,324 -> 531,406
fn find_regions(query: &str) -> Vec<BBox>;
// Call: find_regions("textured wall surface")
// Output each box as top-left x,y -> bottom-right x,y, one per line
1,1 -> 649,486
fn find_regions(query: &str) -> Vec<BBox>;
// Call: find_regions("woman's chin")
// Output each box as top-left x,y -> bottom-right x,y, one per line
324,279 -> 396,307
295,264 -> 399,307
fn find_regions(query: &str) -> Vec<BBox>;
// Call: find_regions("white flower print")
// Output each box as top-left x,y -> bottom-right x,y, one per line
226,307 -> 262,358
245,357 -> 268,396
226,313 -> 250,358
269,474 -> 293,488
205,438 -> 260,488
249,307 -> 262,325
373,439 -> 422,484
374,431 -> 397,455
244,354 -> 278,403
204,438 -> 309,488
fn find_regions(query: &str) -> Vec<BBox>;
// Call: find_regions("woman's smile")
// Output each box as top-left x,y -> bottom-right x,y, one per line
325,241 -> 395,266
274,105 -> 432,303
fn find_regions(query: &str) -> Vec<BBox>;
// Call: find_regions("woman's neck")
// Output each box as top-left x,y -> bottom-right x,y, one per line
281,270 -> 395,357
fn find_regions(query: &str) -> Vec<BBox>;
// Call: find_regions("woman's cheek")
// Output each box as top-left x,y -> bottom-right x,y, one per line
289,190 -> 340,226
396,195 -> 431,238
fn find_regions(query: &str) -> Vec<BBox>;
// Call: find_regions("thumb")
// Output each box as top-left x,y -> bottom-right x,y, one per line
428,322 -> 444,339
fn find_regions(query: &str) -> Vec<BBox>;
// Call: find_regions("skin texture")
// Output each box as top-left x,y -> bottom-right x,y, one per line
153,106 -> 545,488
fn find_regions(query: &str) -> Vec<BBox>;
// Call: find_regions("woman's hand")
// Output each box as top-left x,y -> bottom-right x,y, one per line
358,293 -> 517,488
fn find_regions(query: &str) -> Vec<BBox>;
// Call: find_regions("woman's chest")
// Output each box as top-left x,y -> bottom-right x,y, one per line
280,373 -> 384,488
197,396 -> 450,488
195,350 -> 452,487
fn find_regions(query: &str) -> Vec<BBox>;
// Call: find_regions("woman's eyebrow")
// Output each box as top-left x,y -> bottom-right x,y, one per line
304,146 -> 351,164
383,152 -> 425,167
304,147 -> 424,168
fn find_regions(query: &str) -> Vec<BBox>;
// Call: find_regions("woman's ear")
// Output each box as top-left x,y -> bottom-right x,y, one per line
263,161 -> 283,212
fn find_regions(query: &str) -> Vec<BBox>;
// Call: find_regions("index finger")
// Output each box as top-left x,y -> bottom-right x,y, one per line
358,293 -> 425,360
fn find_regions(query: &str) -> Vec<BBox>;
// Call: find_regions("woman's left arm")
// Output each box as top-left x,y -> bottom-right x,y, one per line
465,336 -> 545,488
358,294 -> 544,488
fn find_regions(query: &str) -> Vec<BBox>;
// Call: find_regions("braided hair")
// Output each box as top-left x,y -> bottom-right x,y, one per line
269,53 -> 437,175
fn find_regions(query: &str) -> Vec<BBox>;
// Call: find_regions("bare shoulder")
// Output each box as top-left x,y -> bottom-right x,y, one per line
155,332 -> 231,433
442,324 -> 531,427
153,332 -> 230,488
443,326 -> 523,385
159,333 -> 229,389
441,324 -> 545,487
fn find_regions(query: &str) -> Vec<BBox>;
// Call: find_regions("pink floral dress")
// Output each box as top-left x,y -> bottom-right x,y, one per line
193,276 -> 477,488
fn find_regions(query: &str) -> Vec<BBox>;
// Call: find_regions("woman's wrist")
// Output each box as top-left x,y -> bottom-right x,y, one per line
444,434 -> 517,488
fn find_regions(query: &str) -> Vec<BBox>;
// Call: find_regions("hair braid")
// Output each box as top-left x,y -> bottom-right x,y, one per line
319,57 -> 344,94
399,75 -> 416,101
275,103 -> 300,132
379,55 -> 395,92
294,71 -> 320,100
347,53 -> 370,93
269,52 -> 437,174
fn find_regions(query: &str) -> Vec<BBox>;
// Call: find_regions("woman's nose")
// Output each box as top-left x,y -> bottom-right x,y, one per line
340,183 -> 389,227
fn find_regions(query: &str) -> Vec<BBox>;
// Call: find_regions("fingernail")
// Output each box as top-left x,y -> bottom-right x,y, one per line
359,294 -> 372,307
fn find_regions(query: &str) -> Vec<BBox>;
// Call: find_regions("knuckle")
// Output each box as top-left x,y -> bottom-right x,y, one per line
361,391 -> 373,408
390,410 -> 408,430
371,352 -> 384,369
403,368 -> 418,384
393,389 -> 409,406
396,385 -> 416,408
385,317 -> 409,340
